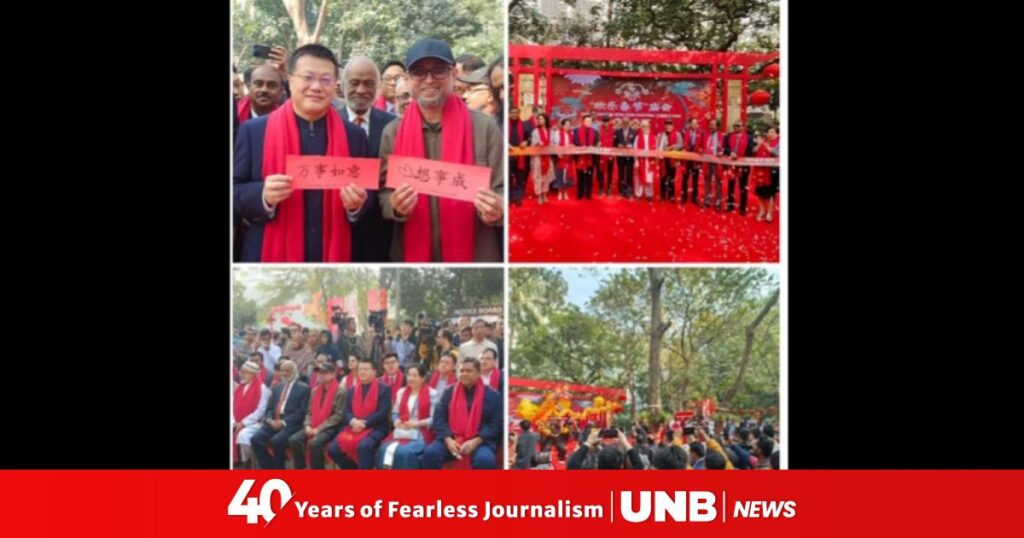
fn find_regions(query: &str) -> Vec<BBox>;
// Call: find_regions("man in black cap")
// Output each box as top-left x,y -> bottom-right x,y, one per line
378,39 -> 504,262
288,361 -> 347,469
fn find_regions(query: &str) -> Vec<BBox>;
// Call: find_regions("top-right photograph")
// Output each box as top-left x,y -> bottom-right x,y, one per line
507,0 -> 780,263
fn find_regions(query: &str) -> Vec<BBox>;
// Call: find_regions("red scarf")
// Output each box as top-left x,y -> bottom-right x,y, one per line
233,380 -> 262,423
232,380 -> 262,461
237,96 -> 280,125
751,138 -> 775,188
556,129 -> 571,171
236,97 -> 253,125
384,384 -> 435,446
449,379 -> 486,444
575,126 -> 594,168
704,131 -> 723,155
309,378 -> 339,429
337,379 -> 380,463
635,132 -> 659,187
600,123 -> 616,167
373,95 -> 388,112
428,370 -> 456,389
684,128 -> 703,152
729,132 -> 749,157
700,131 -> 723,182
536,127 -> 552,175
259,100 -> 352,262
483,368 -> 501,390
511,120 -> 526,169
394,94 -> 476,262
341,373 -> 356,391
380,366 -> 403,399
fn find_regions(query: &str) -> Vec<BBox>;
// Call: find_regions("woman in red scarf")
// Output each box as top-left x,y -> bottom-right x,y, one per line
550,118 -> 574,201
751,130 -> 779,222
338,354 -> 359,391
375,364 -> 437,469
530,113 -> 554,205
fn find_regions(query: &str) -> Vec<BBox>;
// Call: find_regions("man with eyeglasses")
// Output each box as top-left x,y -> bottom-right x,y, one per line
375,61 -> 405,115
337,55 -> 397,262
394,77 -> 412,117
723,121 -> 754,215
237,64 -> 285,126
378,39 -> 504,262
453,54 -> 486,98
234,44 -> 372,263
457,67 -> 495,116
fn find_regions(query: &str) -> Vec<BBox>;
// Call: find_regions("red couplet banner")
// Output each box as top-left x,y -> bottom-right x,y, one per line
0,471 -> 1020,536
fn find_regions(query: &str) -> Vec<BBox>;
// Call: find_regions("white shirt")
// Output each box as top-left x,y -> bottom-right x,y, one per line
346,106 -> 371,137
458,338 -> 498,361
259,344 -> 281,372
481,369 -> 497,387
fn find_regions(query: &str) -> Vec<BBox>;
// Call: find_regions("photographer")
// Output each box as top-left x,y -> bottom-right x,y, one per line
413,313 -> 438,368
357,318 -> 391,364
332,307 -> 359,365
566,427 -> 646,470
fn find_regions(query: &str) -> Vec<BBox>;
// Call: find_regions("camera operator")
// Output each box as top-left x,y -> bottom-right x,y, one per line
357,313 -> 391,364
332,306 -> 359,365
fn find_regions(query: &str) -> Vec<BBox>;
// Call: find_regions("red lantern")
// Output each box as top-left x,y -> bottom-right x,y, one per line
749,89 -> 771,106
763,63 -> 780,78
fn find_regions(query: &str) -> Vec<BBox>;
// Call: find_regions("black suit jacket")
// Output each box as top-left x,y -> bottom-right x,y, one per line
338,107 -> 398,262
263,380 -> 311,433
614,128 -> 637,159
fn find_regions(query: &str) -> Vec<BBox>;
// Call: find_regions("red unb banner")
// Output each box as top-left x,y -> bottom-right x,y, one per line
0,471 -> 1020,536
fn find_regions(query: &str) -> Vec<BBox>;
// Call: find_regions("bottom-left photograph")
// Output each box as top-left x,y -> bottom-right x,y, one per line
231,266 -> 506,470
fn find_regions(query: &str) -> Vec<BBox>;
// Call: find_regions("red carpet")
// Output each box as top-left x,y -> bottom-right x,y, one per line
509,194 -> 780,262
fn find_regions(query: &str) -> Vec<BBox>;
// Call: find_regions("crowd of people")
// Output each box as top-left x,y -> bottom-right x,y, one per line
508,110 -> 780,222
510,415 -> 780,471
233,39 -> 506,263
231,315 -> 504,470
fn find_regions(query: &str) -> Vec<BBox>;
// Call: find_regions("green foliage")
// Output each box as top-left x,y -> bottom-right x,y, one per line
511,268 -> 780,414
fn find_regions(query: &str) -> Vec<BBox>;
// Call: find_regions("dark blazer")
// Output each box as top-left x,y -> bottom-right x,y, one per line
433,384 -> 503,448
339,107 -> 397,262
342,382 -> 392,439
233,112 -> 371,262
262,380 -> 311,433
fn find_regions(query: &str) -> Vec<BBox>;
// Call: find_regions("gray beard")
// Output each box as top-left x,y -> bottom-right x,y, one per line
417,94 -> 445,109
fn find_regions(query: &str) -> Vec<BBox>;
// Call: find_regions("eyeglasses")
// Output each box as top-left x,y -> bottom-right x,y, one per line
292,72 -> 336,88
382,74 -> 404,85
407,64 -> 452,81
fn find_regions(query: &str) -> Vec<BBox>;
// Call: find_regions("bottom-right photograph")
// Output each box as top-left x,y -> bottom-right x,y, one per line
507,267 -> 780,471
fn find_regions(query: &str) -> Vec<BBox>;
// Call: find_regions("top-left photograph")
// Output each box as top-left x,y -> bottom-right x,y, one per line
232,0 -> 506,263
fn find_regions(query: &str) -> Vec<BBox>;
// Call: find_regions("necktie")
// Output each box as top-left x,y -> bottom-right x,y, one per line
275,382 -> 291,420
